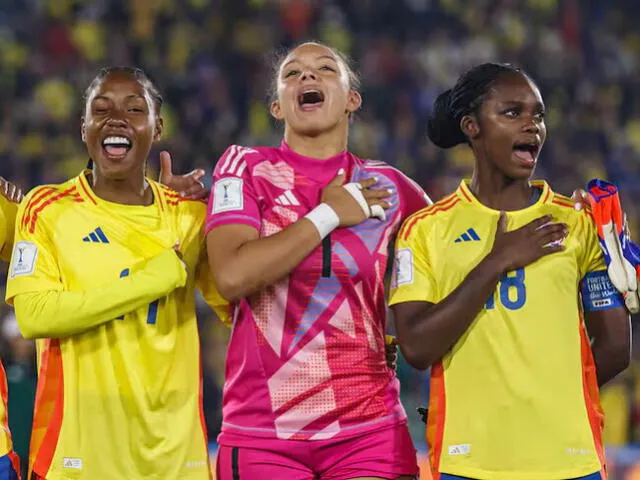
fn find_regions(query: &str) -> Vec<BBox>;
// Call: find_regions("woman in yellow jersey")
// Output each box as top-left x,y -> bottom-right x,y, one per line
389,63 -> 631,480
5,67 -> 228,480
0,178 -> 24,479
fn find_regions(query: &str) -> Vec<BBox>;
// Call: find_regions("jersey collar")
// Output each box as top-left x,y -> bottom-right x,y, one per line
457,179 -> 553,214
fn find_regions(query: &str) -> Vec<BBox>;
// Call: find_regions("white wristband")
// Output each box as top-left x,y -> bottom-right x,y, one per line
305,203 -> 340,239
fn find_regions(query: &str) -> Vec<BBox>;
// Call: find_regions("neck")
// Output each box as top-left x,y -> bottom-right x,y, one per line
469,163 -> 533,211
283,122 -> 348,159
90,168 -> 152,206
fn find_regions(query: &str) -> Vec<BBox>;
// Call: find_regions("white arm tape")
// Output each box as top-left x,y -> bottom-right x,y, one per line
343,183 -> 370,216
343,182 -> 386,221
305,203 -> 340,239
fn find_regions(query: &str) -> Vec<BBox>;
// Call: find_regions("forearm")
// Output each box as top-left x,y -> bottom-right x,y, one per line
13,250 -> 185,338
210,218 -> 324,302
591,330 -> 631,387
397,255 -> 505,369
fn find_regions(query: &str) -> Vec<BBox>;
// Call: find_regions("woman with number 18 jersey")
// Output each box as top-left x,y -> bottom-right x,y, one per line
390,64 -> 630,480
5,68 -> 228,480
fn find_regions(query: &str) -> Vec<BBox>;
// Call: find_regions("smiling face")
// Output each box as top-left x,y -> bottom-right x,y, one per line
81,71 -> 162,180
464,72 -> 546,180
270,43 -> 362,137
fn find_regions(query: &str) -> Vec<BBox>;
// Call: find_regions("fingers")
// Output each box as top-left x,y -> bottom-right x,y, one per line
159,151 -> 172,182
536,223 -> 568,246
358,176 -> 379,190
183,182 -> 207,199
191,169 -> 206,182
328,168 -> 346,187
363,187 -> 393,201
571,189 -> 590,211
523,214 -> 553,232
495,211 -> 507,235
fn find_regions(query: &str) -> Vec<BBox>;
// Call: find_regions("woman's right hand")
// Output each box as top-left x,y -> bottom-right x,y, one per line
489,212 -> 568,272
321,170 -> 392,227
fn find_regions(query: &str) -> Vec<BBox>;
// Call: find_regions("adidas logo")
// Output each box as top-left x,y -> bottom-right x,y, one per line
274,191 -> 300,206
454,228 -> 480,243
82,227 -> 109,244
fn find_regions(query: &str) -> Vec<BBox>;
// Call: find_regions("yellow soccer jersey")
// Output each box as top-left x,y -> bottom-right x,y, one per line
389,180 -> 606,480
0,193 -> 20,470
6,171 -> 229,480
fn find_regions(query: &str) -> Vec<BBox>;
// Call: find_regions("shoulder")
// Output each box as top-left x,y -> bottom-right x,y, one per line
154,182 -> 207,221
362,159 -> 431,201
19,178 -> 84,233
398,192 -> 462,241
214,144 -> 274,177
548,191 -> 593,224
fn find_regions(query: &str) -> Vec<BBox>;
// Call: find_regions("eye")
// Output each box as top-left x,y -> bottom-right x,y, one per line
285,70 -> 299,78
128,107 -> 145,113
320,65 -> 336,72
534,111 -> 545,120
503,108 -> 519,118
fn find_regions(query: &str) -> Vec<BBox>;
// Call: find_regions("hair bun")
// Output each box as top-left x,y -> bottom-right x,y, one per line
427,88 -> 468,149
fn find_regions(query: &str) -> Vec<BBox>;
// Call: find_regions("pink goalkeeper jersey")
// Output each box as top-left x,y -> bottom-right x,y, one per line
206,141 -> 430,442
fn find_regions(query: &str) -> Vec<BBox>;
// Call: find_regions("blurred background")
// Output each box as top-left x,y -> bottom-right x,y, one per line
1,0 -> 640,478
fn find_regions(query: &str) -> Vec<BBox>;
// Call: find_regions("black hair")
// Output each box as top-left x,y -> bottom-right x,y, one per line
267,41 -> 361,104
427,63 -> 532,149
83,66 -> 164,114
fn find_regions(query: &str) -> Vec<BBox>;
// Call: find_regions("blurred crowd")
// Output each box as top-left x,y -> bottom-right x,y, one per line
1,0 -> 640,474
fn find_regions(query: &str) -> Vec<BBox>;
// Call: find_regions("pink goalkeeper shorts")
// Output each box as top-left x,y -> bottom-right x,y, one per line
216,422 -> 419,480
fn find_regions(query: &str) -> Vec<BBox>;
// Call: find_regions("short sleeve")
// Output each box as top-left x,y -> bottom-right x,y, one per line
205,145 -> 262,234
578,211 -> 606,279
388,218 -> 438,305
6,189 -> 63,304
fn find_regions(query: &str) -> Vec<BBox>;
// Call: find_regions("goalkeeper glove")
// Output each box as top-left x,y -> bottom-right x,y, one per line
587,179 -> 640,313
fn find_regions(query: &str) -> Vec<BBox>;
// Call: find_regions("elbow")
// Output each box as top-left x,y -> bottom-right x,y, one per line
14,297 -> 53,339
16,317 -> 43,340
614,344 -> 631,376
399,344 -> 435,371
215,273 -> 248,304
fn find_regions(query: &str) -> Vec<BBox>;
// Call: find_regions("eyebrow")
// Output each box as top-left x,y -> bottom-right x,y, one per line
282,55 -> 338,69
92,94 -> 146,102
499,99 -> 545,109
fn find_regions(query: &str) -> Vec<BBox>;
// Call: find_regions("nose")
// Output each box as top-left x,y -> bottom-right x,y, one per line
106,113 -> 127,127
300,69 -> 318,82
523,116 -> 540,134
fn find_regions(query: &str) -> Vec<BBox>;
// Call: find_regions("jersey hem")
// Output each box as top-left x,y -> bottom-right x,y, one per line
219,412 -> 407,444
439,462 -> 602,480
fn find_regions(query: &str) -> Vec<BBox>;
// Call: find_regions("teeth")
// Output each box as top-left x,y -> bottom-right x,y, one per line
103,136 -> 131,146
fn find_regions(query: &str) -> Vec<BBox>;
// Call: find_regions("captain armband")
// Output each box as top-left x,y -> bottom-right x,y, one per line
581,270 -> 625,311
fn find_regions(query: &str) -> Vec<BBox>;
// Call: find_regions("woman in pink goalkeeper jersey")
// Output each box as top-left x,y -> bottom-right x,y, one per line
206,42 -> 431,480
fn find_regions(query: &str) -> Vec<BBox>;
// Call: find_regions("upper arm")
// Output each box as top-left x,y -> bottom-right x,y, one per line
388,217 -> 438,333
5,190 -> 62,305
195,245 -> 233,327
205,145 -> 262,235
584,307 -> 630,362
0,194 -> 18,261
388,218 -> 437,307
206,223 -> 259,282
